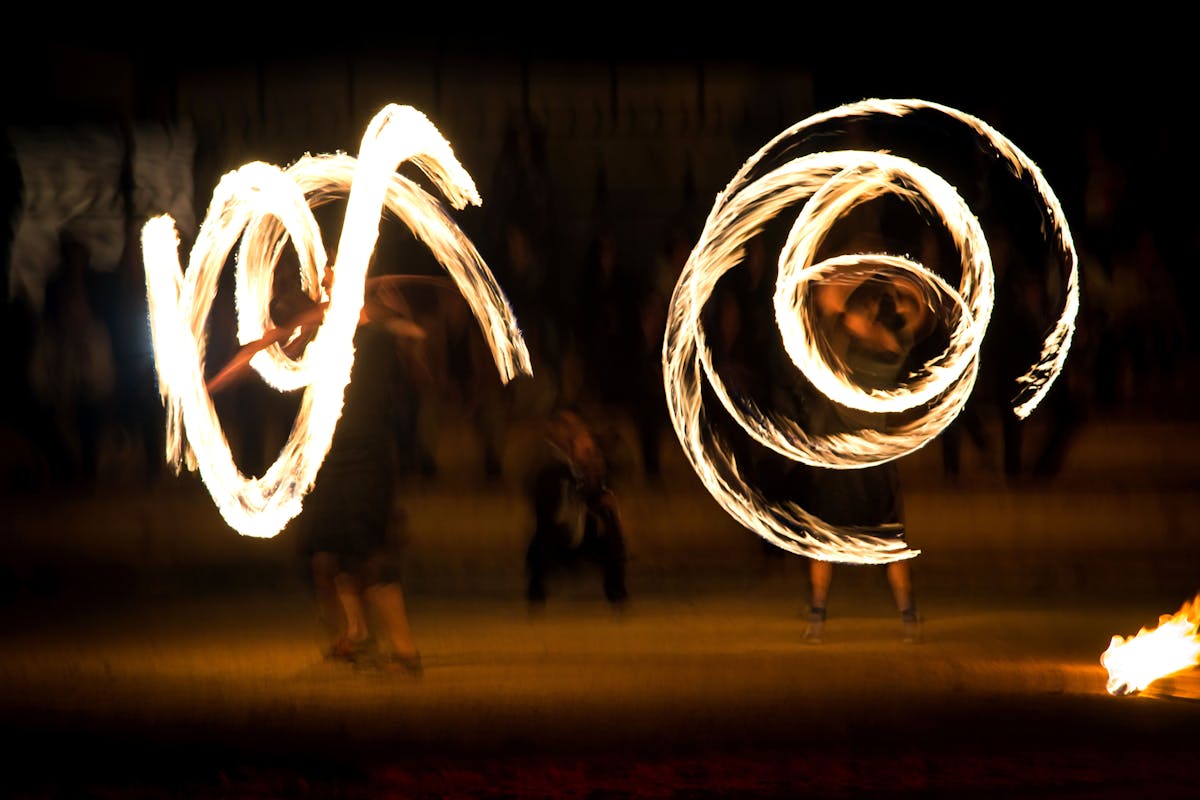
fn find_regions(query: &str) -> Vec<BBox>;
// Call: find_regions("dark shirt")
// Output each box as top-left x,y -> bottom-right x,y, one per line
324,320 -> 402,470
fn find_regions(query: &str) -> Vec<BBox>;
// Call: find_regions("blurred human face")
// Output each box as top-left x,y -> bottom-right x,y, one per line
841,275 -> 929,358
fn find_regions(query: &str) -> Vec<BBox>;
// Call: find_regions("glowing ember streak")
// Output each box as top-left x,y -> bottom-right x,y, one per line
663,98 -> 1078,563
1102,595 -> 1200,696
142,104 -> 531,538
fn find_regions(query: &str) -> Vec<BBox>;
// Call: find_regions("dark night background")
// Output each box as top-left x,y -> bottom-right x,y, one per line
1,18 -> 1198,799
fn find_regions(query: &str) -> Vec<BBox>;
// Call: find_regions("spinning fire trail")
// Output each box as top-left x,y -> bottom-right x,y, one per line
141,104 -> 531,539
662,98 -> 1078,564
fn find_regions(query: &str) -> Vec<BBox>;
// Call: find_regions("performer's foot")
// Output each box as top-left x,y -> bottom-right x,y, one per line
901,609 -> 923,644
380,650 -> 424,678
326,637 -> 376,664
803,608 -> 826,644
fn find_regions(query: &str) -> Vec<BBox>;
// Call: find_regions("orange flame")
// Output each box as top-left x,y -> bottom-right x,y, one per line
1101,595 -> 1200,696
141,104 -> 531,538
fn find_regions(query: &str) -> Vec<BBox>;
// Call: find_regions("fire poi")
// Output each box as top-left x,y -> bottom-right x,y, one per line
141,104 -> 531,538
661,98 -> 1079,564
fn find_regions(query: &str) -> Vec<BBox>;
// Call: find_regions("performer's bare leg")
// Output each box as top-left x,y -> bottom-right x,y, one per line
809,559 -> 833,610
363,554 -> 422,675
311,553 -> 348,651
334,571 -> 370,645
804,559 -> 833,643
886,561 -> 913,612
366,583 -> 420,659
887,560 -> 922,643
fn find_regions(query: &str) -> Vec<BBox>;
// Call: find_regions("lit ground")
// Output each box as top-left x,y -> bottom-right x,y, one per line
2,585 -> 1198,798
2,403 -> 1198,797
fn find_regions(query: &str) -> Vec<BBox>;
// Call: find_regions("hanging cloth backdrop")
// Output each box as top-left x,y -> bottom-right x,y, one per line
7,122 -> 195,311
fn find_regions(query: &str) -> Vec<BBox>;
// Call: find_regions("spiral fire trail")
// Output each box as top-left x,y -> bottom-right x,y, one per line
142,104 -> 531,538
663,98 -> 1078,564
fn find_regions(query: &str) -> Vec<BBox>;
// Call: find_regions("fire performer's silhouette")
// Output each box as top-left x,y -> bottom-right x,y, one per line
208,266 -> 427,674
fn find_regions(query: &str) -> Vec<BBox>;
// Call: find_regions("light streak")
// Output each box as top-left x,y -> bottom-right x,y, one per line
1102,595 -> 1200,696
662,98 -> 1078,563
142,104 -> 531,538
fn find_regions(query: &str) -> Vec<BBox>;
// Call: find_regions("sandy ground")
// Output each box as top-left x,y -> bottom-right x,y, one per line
2,574 -> 1199,798
2,409 -> 1198,797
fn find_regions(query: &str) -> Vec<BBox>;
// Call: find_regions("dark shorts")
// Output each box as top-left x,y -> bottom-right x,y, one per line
800,462 -> 905,536
302,440 -> 397,568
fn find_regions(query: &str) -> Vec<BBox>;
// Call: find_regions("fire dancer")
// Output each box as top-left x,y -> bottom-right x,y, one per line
208,261 -> 426,674
800,266 -> 939,644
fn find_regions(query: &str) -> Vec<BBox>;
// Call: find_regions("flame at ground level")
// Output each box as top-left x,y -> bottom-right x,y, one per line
1101,594 -> 1200,696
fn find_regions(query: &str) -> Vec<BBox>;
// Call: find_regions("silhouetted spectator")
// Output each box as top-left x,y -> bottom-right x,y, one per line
1095,225 -> 1185,410
629,217 -> 695,479
575,222 -> 642,423
526,407 -> 628,608
27,232 -> 114,488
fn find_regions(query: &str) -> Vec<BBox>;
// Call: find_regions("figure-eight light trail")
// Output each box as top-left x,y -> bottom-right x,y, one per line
141,104 -> 531,539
